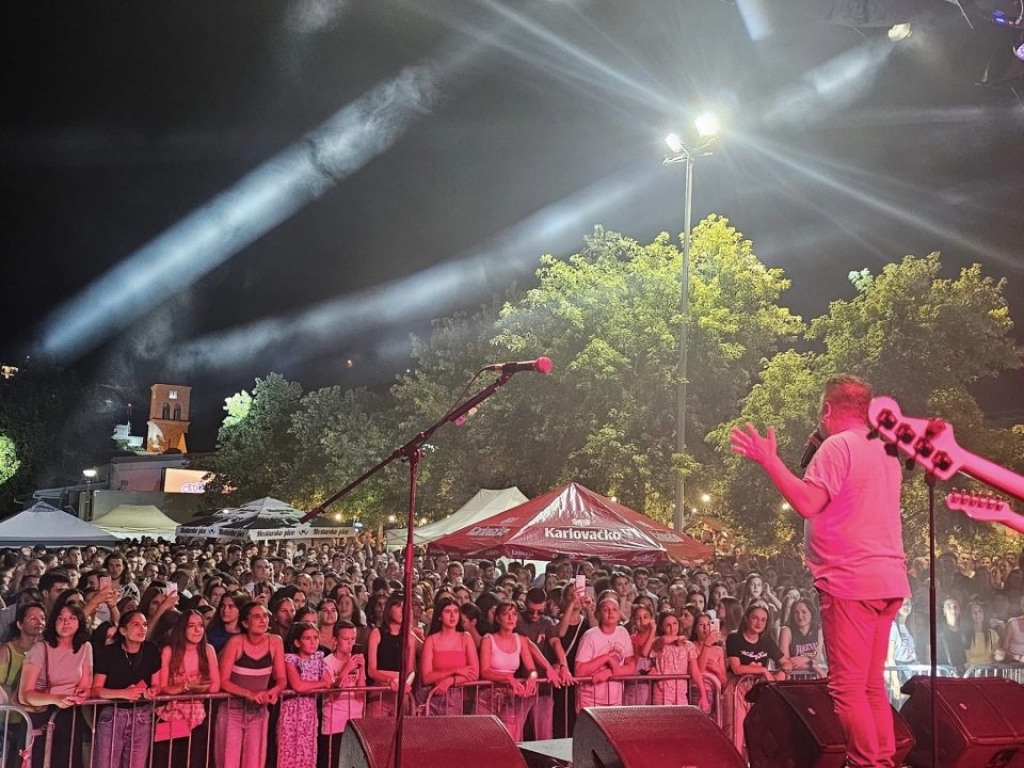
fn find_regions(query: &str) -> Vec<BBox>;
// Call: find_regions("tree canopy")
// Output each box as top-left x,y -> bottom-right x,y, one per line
96,222 -> 1024,552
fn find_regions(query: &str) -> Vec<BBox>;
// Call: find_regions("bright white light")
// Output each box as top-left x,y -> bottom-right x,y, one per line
665,132 -> 684,154
82,468 -> 98,479
700,493 -> 711,503
1015,42 -> 1024,63
694,113 -> 721,138
173,167 -> 654,372
887,23 -> 912,42
418,517 -> 428,526
387,515 -> 396,524
781,502 -> 791,511
36,65 -> 439,362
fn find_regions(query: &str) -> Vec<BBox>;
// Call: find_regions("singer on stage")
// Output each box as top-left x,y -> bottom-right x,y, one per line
730,375 -> 910,768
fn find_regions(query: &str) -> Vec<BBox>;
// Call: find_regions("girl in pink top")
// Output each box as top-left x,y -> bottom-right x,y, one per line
420,596 -> 479,715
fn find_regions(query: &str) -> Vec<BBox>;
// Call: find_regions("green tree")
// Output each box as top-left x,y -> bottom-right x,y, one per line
0,364 -> 113,517
199,374 -> 303,507
389,218 -> 802,520
287,386 -> 400,525
0,434 -> 19,488
714,255 -> 1023,550
388,300 -> 526,518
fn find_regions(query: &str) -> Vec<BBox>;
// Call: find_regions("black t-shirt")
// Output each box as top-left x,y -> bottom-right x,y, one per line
725,631 -> 783,669
95,641 -> 162,689
517,614 -> 558,664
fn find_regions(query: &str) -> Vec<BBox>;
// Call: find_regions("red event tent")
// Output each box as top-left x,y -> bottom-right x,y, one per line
427,482 -> 714,566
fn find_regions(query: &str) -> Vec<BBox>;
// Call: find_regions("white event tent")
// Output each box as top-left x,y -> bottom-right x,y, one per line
386,487 -> 528,548
94,504 -> 181,540
0,501 -> 119,546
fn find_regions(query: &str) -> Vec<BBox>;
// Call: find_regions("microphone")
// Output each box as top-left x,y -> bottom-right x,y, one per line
483,357 -> 553,375
799,429 -> 824,469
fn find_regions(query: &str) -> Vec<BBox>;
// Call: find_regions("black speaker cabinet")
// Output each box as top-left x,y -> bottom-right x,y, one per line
899,675 -> 1024,768
338,715 -> 527,768
573,705 -> 745,768
745,678 -> 914,768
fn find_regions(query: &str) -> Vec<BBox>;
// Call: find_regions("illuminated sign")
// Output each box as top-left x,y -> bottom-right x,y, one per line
163,468 -> 212,494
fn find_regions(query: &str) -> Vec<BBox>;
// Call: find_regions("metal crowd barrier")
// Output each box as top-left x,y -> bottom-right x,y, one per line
4,676 -> 723,768
963,662 -> 1024,684
883,664 -> 959,710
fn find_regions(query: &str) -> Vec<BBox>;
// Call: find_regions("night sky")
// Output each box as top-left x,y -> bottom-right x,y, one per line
2,1 -> 1022,451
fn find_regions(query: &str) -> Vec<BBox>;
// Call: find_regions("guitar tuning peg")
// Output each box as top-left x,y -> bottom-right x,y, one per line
904,458 -> 916,471
867,429 -> 879,441
884,444 -> 899,458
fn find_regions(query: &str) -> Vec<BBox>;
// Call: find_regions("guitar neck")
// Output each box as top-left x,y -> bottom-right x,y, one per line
957,448 -> 1024,503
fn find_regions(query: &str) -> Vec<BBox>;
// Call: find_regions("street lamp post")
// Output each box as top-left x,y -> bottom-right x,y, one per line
664,114 -> 720,532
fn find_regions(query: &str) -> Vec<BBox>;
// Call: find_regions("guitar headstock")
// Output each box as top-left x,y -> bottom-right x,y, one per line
867,396 -> 963,481
945,489 -> 1024,534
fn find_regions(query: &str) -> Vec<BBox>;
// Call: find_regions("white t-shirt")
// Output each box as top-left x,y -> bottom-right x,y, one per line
803,426 -> 911,600
321,654 -> 364,735
575,625 -> 633,707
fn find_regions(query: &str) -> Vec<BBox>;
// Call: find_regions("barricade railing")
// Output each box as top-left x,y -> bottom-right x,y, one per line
0,704 -> 37,768
883,664 -> 959,710
963,662 -> 1024,684
11,675 -> 721,767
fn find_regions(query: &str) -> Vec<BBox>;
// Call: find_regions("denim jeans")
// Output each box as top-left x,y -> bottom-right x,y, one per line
214,700 -> 268,768
92,704 -> 153,768
819,592 -> 902,768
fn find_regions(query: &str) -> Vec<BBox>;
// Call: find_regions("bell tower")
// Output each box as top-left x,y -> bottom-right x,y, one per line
146,384 -> 191,453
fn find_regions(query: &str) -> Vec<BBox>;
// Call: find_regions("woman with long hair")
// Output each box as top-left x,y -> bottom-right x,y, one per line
206,590 -> 249,654
718,596 -> 743,638
153,609 -> 220,768
268,596 -> 296,638
778,598 -> 826,677
419,596 -> 479,715
103,554 -> 140,603
738,573 -> 781,612
366,592 -> 421,717
964,600 -> 1001,667
19,602 -> 93,768
724,604 -> 792,757
317,599 -> 339,654
336,593 -> 369,653
92,610 -> 162,768
480,601 -> 554,742
650,610 -> 707,710
693,612 -> 727,713
216,602 -> 287,768
365,592 -> 388,629
0,602 -> 45,766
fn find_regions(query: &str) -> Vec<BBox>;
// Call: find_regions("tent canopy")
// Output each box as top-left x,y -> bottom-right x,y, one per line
427,482 -> 714,566
386,487 -> 528,548
176,497 -> 355,541
94,504 -> 180,539
0,502 -> 119,546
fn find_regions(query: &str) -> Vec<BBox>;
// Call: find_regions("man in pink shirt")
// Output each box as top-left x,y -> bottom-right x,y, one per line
731,375 -> 910,768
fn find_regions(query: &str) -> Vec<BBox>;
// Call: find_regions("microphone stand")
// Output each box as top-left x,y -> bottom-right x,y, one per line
925,473 -> 940,768
300,370 -> 521,768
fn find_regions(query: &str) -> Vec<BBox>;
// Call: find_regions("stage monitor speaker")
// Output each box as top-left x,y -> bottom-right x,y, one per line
338,715 -> 527,768
745,678 -> 914,768
573,705 -> 745,768
899,675 -> 1024,768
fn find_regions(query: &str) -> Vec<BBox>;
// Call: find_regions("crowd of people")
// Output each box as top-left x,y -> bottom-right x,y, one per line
0,535 -> 1020,768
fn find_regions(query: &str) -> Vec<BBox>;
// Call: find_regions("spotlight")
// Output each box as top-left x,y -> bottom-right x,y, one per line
888,23 -> 912,41
694,112 -> 721,138
664,132 -> 684,154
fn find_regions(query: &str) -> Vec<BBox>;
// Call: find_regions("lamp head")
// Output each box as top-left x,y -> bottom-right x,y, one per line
693,112 -> 720,138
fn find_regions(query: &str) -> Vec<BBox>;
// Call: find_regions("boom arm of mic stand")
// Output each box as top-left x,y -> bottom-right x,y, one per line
298,372 -> 515,524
